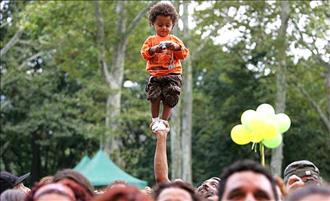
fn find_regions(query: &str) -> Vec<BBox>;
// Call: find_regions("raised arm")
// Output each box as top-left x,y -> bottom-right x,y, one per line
154,126 -> 170,184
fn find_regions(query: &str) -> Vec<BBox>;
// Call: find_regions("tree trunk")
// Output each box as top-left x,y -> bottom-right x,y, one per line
170,106 -> 182,179
31,132 -> 41,183
326,67 -> 330,132
271,0 -> 290,176
105,1 -> 127,162
170,1 -> 183,180
181,1 -> 192,183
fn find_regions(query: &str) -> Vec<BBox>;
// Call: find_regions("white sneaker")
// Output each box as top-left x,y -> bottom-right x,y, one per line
151,119 -> 167,132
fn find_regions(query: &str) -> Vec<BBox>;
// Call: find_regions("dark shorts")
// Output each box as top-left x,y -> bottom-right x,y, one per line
145,74 -> 182,108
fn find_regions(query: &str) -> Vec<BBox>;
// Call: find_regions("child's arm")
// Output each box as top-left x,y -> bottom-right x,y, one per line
141,37 -> 163,60
171,36 -> 189,60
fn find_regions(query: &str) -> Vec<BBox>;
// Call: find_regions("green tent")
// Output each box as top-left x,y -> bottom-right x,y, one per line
74,155 -> 91,171
78,150 -> 147,188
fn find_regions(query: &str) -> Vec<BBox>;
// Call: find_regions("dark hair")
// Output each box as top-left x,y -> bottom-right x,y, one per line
148,2 -> 178,26
210,177 -> 221,183
0,189 -> 26,201
94,186 -> 153,201
38,176 -> 54,185
53,169 -> 94,196
286,185 -> 330,201
218,160 -> 278,201
107,180 -> 128,189
154,180 -> 201,201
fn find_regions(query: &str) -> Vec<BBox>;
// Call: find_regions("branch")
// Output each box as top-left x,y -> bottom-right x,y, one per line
291,80 -> 330,132
0,21 -> 9,29
125,1 -> 157,37
93,0 -> 112,86
192,19 -> 232,62
0,141 -> 10,157
18,51 -> 45,69
0,27 -> 24,57
291,19 -> 329,68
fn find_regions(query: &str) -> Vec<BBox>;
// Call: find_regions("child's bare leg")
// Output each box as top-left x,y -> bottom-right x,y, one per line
151,97 -> 161,118
161,104 -> 173,121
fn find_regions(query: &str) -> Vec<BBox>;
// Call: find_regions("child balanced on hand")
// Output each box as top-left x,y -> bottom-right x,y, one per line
141,2 -> 189,132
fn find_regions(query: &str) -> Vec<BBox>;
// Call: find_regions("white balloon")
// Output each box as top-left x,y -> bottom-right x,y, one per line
256,104 -> 275,118
241,110 -> 256,127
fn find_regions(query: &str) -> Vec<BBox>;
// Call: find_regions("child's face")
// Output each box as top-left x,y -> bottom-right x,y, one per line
153,15 -> 173,37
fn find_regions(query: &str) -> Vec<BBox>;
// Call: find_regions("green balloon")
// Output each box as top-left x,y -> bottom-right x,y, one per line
275,113 -> 291,133
262,134 -> 282,148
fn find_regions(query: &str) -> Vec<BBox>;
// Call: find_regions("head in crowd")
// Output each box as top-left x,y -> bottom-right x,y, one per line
283,160 -> 321,186
218,160 -> 278,201
53,169 -> 94,196
59,179 -> 93,201
286,185 -> 330,201
148,2 -> 178,28
0,189 -> 26,201
0,171 -> 30,194
93,185 -> 153,201
25,179 -> 92,201
154,180 -> 201,201
196,177 -> 221,200
25,183 -> 76,201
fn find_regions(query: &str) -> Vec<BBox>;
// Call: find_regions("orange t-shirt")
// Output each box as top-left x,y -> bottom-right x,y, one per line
140,34 -> 189,77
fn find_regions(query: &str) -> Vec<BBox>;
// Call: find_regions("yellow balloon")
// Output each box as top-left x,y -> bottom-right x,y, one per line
248,114 -> 278,141
250,131 -> 264,143
231,124 -> 252,145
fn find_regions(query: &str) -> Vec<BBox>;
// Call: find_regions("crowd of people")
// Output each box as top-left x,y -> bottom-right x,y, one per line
1,128 -> 329,201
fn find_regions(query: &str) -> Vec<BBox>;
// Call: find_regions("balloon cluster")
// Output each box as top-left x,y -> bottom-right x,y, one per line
231,104 -> 291,149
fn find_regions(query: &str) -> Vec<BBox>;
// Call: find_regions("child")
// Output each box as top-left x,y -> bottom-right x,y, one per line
140,2 -> 189,132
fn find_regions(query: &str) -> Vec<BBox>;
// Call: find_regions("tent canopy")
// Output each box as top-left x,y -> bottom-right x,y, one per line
74,155 -> 91,172
76,150 -> 147,188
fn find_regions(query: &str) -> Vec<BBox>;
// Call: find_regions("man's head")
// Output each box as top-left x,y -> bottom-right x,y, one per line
154,180 -> 201,201
196,177 -> 220,200
0,171 -> 30,194
218,160 -> 278,201
283,160 -> 321,185
53,169 -> 94,196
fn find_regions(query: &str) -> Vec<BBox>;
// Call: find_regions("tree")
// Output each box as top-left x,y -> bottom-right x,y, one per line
180,1 -> 193,183
93,1 -> 156,163
270,0 -> 290,176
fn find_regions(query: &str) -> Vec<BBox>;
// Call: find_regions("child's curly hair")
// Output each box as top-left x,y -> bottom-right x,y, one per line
148,2 -> 178,26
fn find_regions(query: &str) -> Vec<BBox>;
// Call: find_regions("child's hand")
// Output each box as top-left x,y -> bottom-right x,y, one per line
149,45 -> 163,55
166,41 -> 181,51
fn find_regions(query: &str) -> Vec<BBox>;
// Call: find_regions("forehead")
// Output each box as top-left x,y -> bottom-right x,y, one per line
154,15 -> 172,24
225,171 -> 274,195
158,187 -> 192,201
36,193 -> 72,201
202,178 -> 219,186
299,195 -> 330,201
